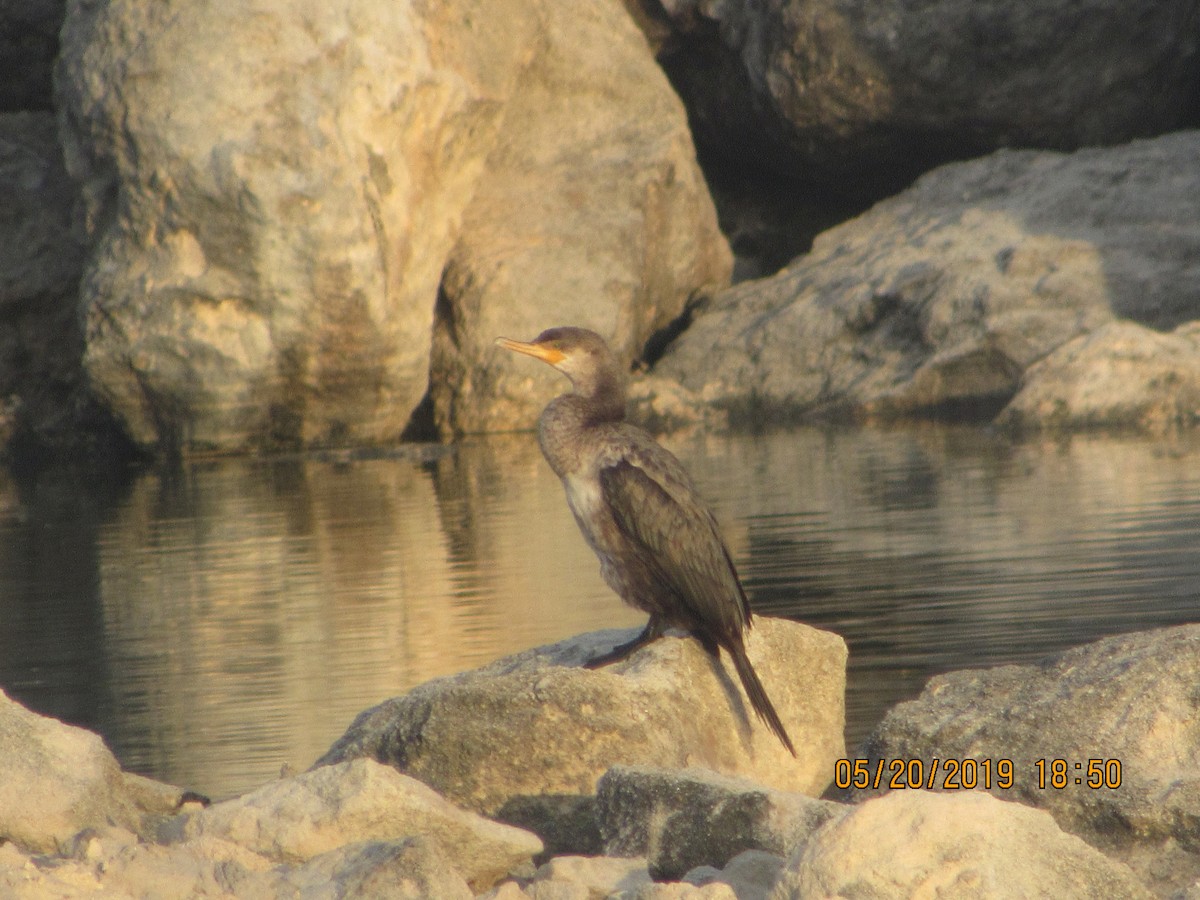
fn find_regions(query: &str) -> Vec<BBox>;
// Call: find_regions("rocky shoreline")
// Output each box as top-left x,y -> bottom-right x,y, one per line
3,619 -> 1197,898
3,1 -> 1200,461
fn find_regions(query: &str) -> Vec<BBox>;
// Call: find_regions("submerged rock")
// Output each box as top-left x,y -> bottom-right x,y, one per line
647,132 -> 1200,434
315,620 -> 847,855
846,624 -> 1200,896
775,790 -> 1151,899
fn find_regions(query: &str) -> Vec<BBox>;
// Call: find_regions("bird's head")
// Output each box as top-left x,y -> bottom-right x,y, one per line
495,327 -> 623,398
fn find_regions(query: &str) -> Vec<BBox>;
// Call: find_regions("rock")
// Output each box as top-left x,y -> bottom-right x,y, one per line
627,882 -> 737,899
597,765 -> 841,880
54,0 -> 725,454
0,2 -> 64,111
529,855 -> 653,899
774,790 -> 1151,899
685,849 -> 785,900
258,837 -> 474,900
55,0 -> 537,454
0,688 -> 184,854
429,0 -> 731,438
162,758 -> 541,891
651,132 -> 1200,431
996,320 -> 1200,433
846,625 -> 1200,896
654,0 -> 1200,182
316,620 -> 847,855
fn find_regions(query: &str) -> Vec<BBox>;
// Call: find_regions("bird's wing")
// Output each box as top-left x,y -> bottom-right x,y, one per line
597,437 -> 750,636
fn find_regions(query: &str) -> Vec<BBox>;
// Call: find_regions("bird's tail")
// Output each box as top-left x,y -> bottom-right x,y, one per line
729,639 -> 797,757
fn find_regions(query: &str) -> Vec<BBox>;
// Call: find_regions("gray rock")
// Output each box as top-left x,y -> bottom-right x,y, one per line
162,758 -> 541,892
997,320 -> 1200,433
598,765 -> 841,881
772,790 -> 1151,899
316,620 -> 847,855
649,133 -> 1200,432
846,625 -> 1200,896
429,0 -> 730,439
656,0 -> 1200,180
0,688 -> 183,854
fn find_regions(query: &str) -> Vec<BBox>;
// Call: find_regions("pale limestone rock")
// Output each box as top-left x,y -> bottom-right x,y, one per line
56,0 -> 538,453
997,320 -> 1200,432
847,624 -> 1200,896
773,791 -> 1151,900
251,836 -> 474,900
316,620 -> 847,855
163,758 -> 541,891
431,0 -> 730,438
0,689 -> 182,854
532,854 -> 653,899
54,0 -> 726,454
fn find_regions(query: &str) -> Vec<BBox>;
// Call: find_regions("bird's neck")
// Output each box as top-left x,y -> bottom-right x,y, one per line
537,377 -> 625,478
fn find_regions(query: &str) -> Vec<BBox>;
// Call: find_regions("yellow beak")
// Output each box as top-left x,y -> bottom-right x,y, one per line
495,337 -> 566,366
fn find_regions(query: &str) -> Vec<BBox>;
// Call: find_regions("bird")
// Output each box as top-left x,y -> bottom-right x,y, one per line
495,326 -> 796,756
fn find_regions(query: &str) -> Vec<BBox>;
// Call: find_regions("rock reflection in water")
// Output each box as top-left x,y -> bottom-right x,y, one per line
1,426 -> 1198,801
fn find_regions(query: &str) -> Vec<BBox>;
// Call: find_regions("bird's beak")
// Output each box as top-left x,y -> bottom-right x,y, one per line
495,337 -> 566,366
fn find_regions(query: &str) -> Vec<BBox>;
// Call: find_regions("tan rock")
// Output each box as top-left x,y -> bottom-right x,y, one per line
431,0 -> 730,438
774,791 -> 1151,899
0,689 -> 182,854
316,620 -> 847,855
997,320 -> 1200,432
56,0 -> 538,453
163,758 -> 541,891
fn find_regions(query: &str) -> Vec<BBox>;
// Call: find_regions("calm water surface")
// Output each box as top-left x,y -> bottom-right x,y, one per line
2,426 -> 1199,800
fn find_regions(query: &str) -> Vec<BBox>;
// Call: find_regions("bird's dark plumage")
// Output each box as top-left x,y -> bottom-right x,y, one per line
496,326 -> 795,755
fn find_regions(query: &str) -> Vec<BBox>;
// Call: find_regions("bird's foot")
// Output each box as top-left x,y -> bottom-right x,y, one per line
584,619 -> 663,669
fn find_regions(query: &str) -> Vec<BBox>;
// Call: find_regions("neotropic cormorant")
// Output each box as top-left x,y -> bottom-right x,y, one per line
496,326 -> 796,756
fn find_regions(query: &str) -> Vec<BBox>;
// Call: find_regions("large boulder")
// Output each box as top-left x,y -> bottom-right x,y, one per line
645,132 -> 1200,432
845,625 -> 1200,897
774,790 -> 1151,899
429,0 -> 731,438
55,0 -> 727,455
316,620 -> 847,855
0,688 -> 183,854
55,0 -> 536,454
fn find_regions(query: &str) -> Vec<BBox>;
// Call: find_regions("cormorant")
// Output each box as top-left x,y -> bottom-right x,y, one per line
496,326 -> 796,755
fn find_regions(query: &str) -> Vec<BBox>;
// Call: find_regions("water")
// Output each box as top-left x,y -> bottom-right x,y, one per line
2,426 -> 1198,800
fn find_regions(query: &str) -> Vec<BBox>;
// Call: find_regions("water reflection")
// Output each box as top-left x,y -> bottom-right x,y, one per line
1,426 -> 1198,800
